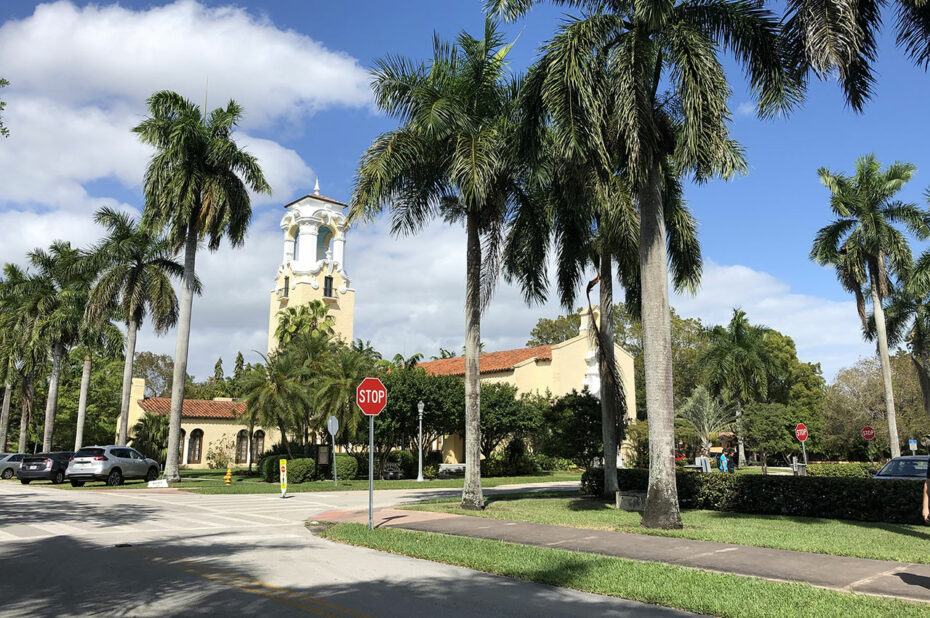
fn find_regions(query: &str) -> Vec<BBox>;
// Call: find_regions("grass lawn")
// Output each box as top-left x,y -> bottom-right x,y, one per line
14,470 -> 581,494
320,523 -> 930,618
405,493 -> 930,564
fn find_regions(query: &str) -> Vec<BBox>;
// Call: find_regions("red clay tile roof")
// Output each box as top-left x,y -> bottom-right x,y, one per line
282,193 -> 348,208
417,345 -> 552,377
138,397 -> 246,420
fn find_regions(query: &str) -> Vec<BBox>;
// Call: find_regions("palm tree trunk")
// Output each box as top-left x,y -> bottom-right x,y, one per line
735,402 -> 745,468
0,379 -> 12,452
18,374 -> 33,454
461,211 -> 484,510
74,355 -> 92,451
639,161 -> 682,530
164,226 -> 198,482
42,342 -> 65,452
279,422 -> 293,458
598,251 -> 619,498
869,260 -> 901,458
911,355 -> 930,418
117,317 -> 139,446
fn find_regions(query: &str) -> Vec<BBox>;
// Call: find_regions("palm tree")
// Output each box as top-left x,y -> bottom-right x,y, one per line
490,0 -> 800,528
350,21 -> 537,510
134,91 -> 270,481
782,0 -> 930,112
315,346 -> 372,439
240,352 -> 312,458
882,256 -> 930,417
274,301 -> 335,347
811,154 -> 929,458
25,241 -> 91,451
702,308 -> 775,464
130,412 -> 170,464
677,385 -> 733,451
72,317 -> 123,451
86,206 -> 183,446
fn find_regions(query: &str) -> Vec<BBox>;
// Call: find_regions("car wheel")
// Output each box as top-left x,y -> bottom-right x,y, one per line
70,480 -> 85,487
20,479 -> 30,484
1,468 -> 12,479
146,467 -> 159,482
107,469 -> 123,486
52,471 -> 64,484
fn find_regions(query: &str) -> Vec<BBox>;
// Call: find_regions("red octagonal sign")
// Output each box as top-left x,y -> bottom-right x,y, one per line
357,377 -> 387,416
795,423 -> 808,442
862,426 -> 875,441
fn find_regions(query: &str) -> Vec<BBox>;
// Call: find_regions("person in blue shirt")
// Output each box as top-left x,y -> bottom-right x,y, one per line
719,451 -> 729,473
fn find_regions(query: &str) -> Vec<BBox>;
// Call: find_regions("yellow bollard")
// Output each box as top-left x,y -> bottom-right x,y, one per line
224,466 -> 232,486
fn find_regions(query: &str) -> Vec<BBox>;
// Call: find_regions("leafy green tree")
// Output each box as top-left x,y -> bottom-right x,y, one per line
350,21 -> 537,510
133,351 -> 173,397
274,301 -> 335,347
0,77 -> 8,138
71,315 -> 122,451
478,383 -> 541,458
134,90 -> 270,481
677,386 -> 733,452
811,154 -> 929,458
431,348 -> 457,360
55,352 -> 124,451
490,0 -> 800,530
743,403 -> 794,474
130,412 -> 170,464
538,389 -> 606,469
526,314 -> 581,346
703,308 -> 777,467
213,358 -> 224,382
86,206 -> 183,446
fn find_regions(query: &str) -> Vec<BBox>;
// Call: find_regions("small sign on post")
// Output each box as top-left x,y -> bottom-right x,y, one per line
357,377 -> 387,530
910,439 -> 918,454
279,458 -> 288,499
327,415 -> 340,487
795,423 -> 808,466
862,426 -> 875,441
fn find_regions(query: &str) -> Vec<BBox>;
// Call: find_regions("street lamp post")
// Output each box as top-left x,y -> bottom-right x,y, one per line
417,400 -> 424,482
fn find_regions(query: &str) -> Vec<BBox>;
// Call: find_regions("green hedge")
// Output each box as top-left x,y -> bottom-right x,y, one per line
333,453 -> 358,480
288,458 -> 317,483
582,467 -> 924,524
259,455 -> 314,483
806,462 -> 881,478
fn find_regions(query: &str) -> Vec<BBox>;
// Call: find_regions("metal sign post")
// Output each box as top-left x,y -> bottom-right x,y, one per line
357,377 -> 387,531
795,423 -> 808,466
327,416 -> 339,487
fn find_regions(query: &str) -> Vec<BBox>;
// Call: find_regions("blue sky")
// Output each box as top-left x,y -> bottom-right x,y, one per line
1,0 -> 928,381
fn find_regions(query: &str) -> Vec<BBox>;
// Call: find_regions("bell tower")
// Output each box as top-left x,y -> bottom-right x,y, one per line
268,181 -> 355,351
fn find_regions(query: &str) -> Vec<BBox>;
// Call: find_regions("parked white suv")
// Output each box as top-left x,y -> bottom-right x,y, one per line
66,446 -> 160,487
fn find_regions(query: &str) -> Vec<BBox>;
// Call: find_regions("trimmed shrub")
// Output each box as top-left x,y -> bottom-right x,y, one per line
533,454 -> 574,471
260,455 -> 313,483
583,467 -> 924,524
288,458 -> 316,483
334,453 -> 358,480
807,462 -> 881,478
423,464 -> 439,480
394,450 -> 416,479
352,452 -> 369,479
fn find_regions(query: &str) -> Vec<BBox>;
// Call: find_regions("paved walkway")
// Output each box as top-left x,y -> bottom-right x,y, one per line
322,507 -> 930,604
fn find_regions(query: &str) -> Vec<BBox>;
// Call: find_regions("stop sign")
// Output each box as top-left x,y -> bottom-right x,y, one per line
862,426 -> 875,441
356,377 -> 387,416
795,423 -> 808,442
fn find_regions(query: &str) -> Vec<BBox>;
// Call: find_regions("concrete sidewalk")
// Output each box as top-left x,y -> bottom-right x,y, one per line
322,507 -> 930,604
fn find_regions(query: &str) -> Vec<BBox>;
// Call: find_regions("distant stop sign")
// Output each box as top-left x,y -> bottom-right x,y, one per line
862,426 -> 875,441
795,423 -> 808,442
356,377 -> 387,416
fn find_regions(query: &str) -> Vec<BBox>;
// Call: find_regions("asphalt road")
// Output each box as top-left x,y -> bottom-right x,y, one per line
0,481 -> 691,617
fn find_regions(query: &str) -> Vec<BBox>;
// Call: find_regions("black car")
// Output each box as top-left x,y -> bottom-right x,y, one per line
17,452 -> 73,484
873,455 -> 929,480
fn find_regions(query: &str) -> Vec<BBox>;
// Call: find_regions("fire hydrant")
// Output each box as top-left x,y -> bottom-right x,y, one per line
224,467 -> 232,486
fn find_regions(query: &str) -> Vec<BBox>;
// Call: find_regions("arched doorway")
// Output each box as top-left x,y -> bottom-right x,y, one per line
188,429 -> 203,465
235,430 -> 249,464
252,430 -> 265,462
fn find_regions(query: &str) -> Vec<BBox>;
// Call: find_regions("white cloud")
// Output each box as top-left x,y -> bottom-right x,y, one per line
735,101 -> 755,116
0,0 -> 371,127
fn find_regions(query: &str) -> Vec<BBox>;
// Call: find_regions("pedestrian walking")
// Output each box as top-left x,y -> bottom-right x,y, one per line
719,450 -> 729,474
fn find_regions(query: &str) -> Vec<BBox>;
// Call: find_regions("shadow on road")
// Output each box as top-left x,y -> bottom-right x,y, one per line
0,493 -> 160,528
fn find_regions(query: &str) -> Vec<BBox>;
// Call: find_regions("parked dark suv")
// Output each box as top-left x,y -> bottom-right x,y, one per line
17,452 -> 73,484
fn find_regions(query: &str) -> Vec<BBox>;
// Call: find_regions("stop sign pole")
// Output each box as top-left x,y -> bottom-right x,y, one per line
357,377 -> 387,530
795,423 -> 808,465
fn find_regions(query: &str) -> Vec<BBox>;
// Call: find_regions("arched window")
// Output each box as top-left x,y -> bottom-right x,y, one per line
235,430 -> 249,464
252,430 -> 265,462
180,429 -> 186,463
316,226 -> 334,261
292,229 -> 300,262
188,429 -> 203,464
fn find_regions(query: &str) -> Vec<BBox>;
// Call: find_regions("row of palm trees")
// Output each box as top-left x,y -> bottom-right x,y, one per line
0,207 -> 183,455
351,0 -> 930,528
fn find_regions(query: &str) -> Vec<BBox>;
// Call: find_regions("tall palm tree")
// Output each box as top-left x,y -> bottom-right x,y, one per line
72,317 -> 123,451
134,91 -> 270,481
315,346 -> 372,439
677,385 -> 734,451
350,21 -> 537,510
811,154 -> 929,458
882,253 -> 930,417
240,352 -> 312,459
86,206 -> 184,446
702,308 -> 775,464
490,0 -> 801,528
24,241 -> 91,451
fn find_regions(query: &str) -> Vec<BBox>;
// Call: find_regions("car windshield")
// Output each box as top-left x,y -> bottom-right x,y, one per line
74,448 -> 105,458
879,458 -> 929,476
